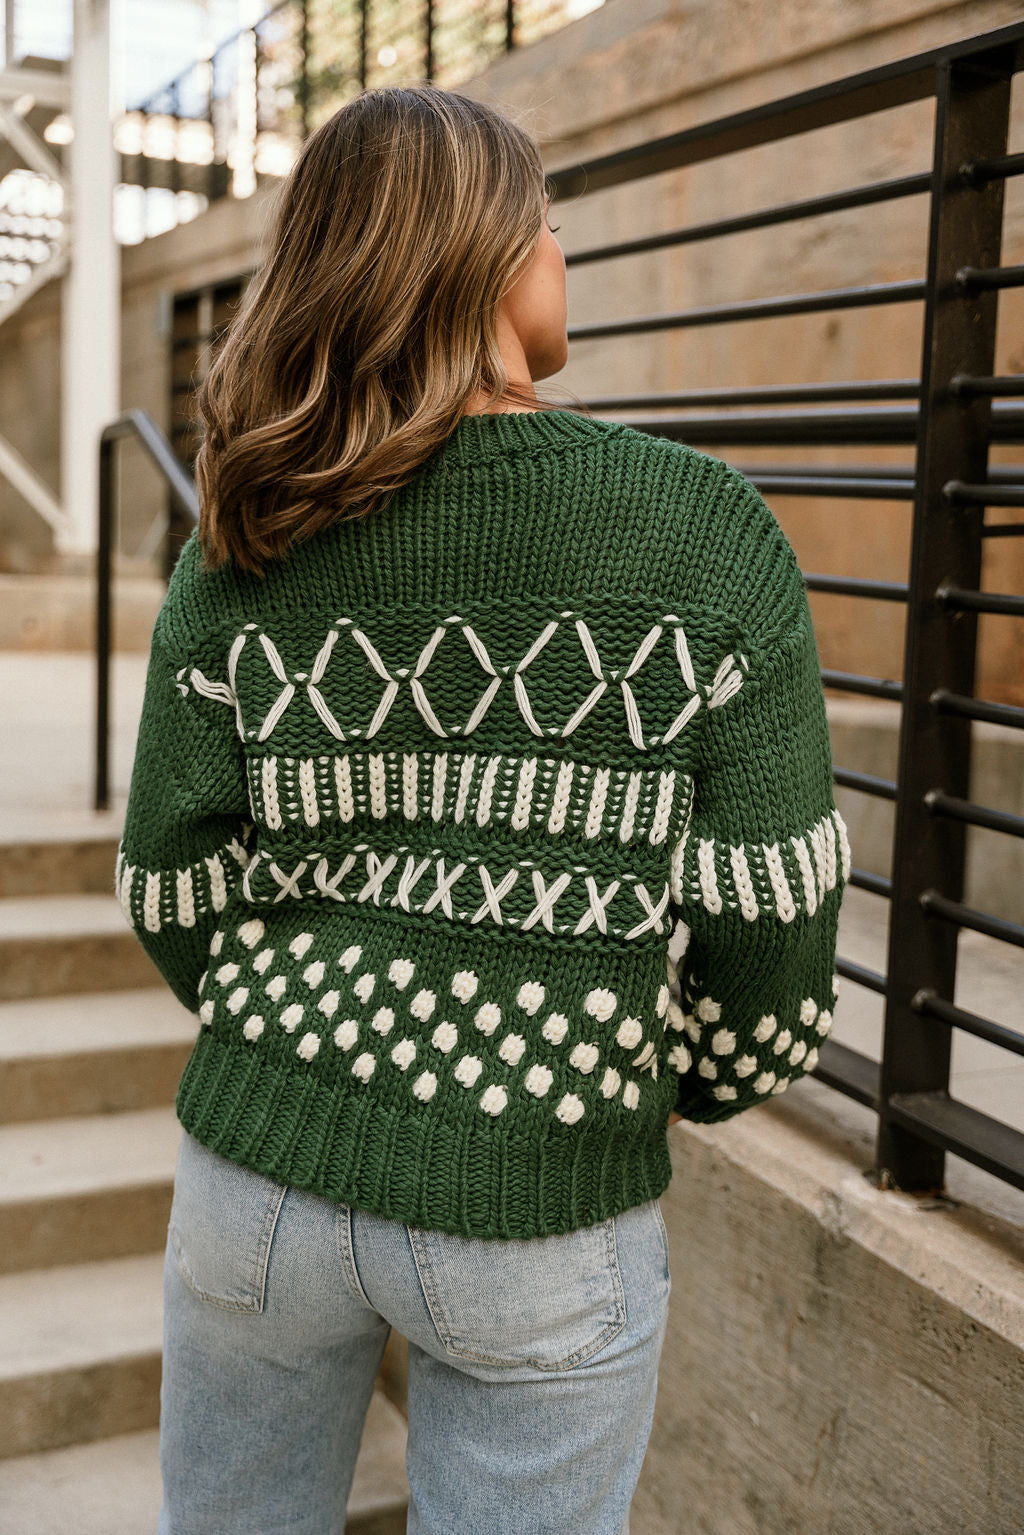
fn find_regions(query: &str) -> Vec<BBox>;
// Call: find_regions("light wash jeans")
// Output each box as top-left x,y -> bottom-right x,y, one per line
158,1130 -> 672,1535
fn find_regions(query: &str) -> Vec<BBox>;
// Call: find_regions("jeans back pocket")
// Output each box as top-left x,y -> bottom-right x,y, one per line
168,1132 -> 288,1313
408,1217 -> 625,1371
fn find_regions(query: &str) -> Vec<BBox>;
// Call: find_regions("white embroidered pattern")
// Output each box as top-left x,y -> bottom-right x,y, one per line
239,842 -> 671,942
181,612 -> 745,749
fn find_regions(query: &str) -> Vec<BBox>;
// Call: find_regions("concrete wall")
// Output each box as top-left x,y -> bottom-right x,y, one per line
633,1085 -> 1024,1535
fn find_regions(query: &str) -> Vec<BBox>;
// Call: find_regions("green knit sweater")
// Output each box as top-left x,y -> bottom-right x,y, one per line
116,408 -> 847,1238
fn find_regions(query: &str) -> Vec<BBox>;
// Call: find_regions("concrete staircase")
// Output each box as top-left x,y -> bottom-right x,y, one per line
0,826 -> 409,1533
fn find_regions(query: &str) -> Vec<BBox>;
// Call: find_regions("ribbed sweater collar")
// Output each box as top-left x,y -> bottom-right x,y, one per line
435,407 -> 608,468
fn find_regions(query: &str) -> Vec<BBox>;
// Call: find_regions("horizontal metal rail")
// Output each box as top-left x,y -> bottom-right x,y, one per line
885,1092 -> 1024,1191
945,478 -> 1024,506
850,868 -> 893,898
924,789 -> 1024,839
629,404 -> 1023,446
836,958 -> 888,995
563,174 -> 933,267
812,1038 -> 880,1109
931,688 -> 1024,729
833,767 -> 898,800
583,381 -> 920,409
914,990 -> 1024,1055
936,583 -> 1024,616
546,20 -> 1024,198
950,371 -> 1024,397
981,522 -> 1024,537
806,573 -> 908,600
956,262 -> 1024,291
920,891 -> 1024,949
568,280 -> 925,342
822,669 -> 903,701
745,474 -> 915,499
960,149 -> 1024,184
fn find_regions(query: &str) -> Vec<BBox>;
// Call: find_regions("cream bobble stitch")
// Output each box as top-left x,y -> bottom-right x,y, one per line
542,1012 -> 569,1045
474,1001 -> 501,1035
516,981 -> 546,1015
389,958 -> 415,990
410,988 -> 437,1022
280,1002 -> 304,1032
413,1070 -> 437,1101
524,1064 -> 553,1096
555,1093 -> 585,1124
454,1055 -> 483,1088
431,1021 -> 458,1053
569,1042 -> 599,1074
451,970 -> 479,1003
584,988 -> 617,1022
480,1084 -> 507,1116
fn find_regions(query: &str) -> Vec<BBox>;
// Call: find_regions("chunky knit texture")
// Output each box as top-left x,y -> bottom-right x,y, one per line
116,408 -> 847,1238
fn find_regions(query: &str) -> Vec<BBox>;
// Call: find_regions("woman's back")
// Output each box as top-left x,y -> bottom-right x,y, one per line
118,406 -> 846,1240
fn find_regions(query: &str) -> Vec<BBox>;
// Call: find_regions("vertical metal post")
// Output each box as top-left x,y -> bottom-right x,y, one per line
359,0 -> 369,88
3,0 -> 15,66
425,0 -> 434,82
505,0 -> 515,51
298,0 -> 310,138
59,0 -> 119,557
875,51 -> 1013,1190
169,79 -> 181,197
95,433 -> 113,811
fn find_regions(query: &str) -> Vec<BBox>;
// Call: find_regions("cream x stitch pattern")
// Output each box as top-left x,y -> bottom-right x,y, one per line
116,407 -> 847,1239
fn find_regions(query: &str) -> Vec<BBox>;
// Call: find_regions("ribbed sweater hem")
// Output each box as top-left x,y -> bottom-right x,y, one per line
175,1030 -> 674,1240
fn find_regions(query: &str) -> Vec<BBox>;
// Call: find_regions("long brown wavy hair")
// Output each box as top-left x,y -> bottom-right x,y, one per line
195,84 -> 565,577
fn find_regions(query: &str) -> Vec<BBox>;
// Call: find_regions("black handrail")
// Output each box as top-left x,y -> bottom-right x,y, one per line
546,21 -> 1024,1195
95,411 -> 198,812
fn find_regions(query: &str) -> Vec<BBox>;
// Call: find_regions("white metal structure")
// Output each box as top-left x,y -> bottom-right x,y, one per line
1,0 -> 119,554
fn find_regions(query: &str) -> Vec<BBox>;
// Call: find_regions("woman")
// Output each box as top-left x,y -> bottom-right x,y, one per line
117,84 -> 847,1535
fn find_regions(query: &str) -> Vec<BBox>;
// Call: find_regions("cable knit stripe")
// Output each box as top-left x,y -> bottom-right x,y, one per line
116,834 -> 251,934
243,749 -> 693,849
677,810 -> 845,921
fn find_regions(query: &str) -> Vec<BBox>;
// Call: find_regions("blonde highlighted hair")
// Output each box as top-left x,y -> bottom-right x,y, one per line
195,84 -> 562,577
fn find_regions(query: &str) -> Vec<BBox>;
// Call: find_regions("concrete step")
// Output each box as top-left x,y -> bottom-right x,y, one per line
0,1107 -> 181,1274
0,1251 -> 164,1457
0,1391 -> 408,1534
0,571 -> 163,653
0,832 -> 121,899
0,893 -> 158,1001
0,988 -> 195,1124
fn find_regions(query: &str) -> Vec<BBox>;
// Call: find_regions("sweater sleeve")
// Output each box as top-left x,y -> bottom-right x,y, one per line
114,625 -> 254,1013
665,566 -> 849,1125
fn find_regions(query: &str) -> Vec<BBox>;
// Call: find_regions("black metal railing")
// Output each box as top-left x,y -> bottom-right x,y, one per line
546,20 -> 1024,1196
121,0 -> 579,203
95,412 -> 199,815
